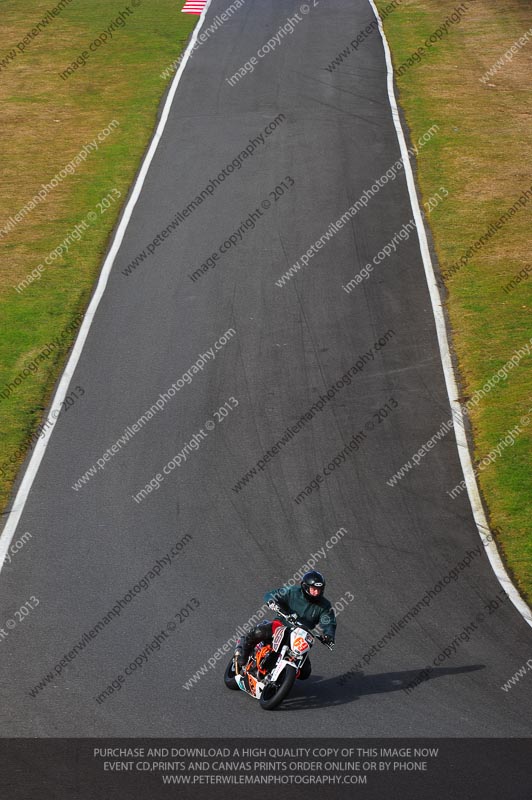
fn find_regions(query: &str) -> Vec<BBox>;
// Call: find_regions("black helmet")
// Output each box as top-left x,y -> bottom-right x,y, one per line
301,570 -> 325,600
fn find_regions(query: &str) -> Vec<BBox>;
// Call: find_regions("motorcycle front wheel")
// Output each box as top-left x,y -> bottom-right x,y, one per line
259,665 -> 296,710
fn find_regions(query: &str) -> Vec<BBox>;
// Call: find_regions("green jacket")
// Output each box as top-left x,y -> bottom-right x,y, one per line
264,585 -> 336,640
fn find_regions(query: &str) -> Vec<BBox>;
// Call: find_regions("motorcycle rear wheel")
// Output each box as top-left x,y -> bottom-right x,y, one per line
259,665 -> 296,710
223,658 -> 240,690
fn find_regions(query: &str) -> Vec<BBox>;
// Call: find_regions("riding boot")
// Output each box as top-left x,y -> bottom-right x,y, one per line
234,622 -> 273,668
298,657 -> 312,680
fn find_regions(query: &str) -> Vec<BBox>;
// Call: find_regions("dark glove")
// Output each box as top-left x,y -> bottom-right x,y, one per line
322,634 -> 334,645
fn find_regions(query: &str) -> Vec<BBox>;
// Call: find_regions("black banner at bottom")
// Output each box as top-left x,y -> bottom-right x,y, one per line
0,738 -> 530,799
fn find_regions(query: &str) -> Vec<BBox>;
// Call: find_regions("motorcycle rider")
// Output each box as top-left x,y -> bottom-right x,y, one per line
234,570 -> 336,679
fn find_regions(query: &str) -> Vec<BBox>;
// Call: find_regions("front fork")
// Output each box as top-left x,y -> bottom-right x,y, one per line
269,654 -> 303,684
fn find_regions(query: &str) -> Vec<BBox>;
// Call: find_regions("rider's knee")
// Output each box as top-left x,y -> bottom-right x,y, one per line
254,622 -> 272,640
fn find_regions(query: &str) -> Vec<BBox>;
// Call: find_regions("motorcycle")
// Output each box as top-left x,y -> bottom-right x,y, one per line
223,606 -> 334,710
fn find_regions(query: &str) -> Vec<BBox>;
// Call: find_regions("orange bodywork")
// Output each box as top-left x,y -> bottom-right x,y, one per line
254,644 -> 273,675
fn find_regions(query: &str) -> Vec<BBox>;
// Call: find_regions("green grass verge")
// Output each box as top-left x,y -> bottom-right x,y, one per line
376,0 -> 532,602
0,0 -> 196,509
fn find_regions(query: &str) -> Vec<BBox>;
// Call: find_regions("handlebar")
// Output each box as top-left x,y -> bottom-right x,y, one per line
272,606 -> 335,651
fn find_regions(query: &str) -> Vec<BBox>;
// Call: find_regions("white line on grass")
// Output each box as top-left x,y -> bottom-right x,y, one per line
0,1 -> 213,572
368,0 -> 532,628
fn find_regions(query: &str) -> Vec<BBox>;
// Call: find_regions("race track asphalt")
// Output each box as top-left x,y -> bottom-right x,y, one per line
1,0 -> 531,737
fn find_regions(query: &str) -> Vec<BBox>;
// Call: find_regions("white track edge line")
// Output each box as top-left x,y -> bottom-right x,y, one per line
0,1 -> 213,572
368,0 -> 532,628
